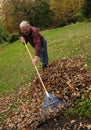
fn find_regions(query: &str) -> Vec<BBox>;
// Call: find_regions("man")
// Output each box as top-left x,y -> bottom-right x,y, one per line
19,21 -> 48,70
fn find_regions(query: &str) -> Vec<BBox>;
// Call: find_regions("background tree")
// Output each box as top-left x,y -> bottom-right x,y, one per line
1,0 -> 34,33
31,0 -> 53,29
83,0 -> 91,18
0,0 -> 88,34
1,0 -> 52,32
50,0 -> 84,26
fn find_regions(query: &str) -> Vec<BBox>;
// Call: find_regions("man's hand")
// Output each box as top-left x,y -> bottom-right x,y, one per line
21,37 -> 26,45
32,56 -> 39,66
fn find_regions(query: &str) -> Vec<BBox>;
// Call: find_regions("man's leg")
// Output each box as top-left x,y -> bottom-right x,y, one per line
39,39 -> 48,69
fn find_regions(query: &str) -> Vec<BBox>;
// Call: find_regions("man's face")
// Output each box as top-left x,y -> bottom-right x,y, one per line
21,25 -> 30,35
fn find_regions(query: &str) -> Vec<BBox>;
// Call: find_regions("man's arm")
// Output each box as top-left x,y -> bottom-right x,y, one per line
21,36 -> 39,66
32,30 -> 42,66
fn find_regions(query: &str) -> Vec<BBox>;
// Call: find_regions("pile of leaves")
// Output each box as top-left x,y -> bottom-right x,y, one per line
0,57 -> 91,130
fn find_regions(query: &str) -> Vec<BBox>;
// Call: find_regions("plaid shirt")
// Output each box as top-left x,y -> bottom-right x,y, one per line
20,26 -> 43,56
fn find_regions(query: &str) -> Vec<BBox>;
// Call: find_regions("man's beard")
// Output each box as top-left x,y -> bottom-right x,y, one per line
25,30 -> 30,35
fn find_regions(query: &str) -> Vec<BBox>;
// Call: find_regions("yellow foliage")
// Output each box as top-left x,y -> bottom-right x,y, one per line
50,0 -> 84,23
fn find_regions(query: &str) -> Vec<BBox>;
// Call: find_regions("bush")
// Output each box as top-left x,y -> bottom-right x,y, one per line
75,12 -> 86,22
0,25 -> 9,44
83,0 -> 91,19
8,33 -> 19,43
32,0 -> 53,30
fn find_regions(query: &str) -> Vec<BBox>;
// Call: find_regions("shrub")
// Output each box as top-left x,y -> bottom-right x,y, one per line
0,25 -> 9,44
8,33 -> 19,43
75,12 -> 86,22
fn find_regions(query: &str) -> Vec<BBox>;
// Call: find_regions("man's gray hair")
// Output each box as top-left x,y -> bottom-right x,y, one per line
19,21 -> 30,28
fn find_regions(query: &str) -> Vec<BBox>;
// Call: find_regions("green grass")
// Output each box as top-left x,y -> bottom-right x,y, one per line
0,22 -> 91,95
0,42 -> 36,94
66,96 -> 91,118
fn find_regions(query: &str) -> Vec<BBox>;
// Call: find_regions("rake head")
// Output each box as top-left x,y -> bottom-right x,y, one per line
42,93 -> 66,118
42,93 -> 64,109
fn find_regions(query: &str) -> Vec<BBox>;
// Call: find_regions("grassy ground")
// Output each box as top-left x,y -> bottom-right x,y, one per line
0,22 -> 91,95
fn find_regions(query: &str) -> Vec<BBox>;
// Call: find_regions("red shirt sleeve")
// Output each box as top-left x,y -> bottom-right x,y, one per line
33,30 -> 42,56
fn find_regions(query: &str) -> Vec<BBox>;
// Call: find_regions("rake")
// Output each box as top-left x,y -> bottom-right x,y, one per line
24,43 -> 65,113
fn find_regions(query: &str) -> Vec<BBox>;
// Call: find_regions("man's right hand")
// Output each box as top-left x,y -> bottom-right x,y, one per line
21,37 -> 26,45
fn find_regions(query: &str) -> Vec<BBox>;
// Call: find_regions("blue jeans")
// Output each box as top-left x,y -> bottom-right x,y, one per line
39,38 -> 48,69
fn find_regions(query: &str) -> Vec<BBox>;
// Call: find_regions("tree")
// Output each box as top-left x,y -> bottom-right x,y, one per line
1,0 -> 34,33
83,0 -> 91,18
50,0 -> 84,26
1,0 -> 52,32
31,0 -> 53,29
0,0 -> 85,33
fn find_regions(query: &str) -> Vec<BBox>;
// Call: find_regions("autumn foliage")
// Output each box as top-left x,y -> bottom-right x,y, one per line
0,0 -> 85,33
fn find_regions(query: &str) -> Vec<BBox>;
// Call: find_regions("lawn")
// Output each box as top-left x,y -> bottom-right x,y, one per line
0,22 -> 91,95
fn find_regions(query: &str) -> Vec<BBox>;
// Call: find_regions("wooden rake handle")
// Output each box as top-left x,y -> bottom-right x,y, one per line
25,43 -> 48,94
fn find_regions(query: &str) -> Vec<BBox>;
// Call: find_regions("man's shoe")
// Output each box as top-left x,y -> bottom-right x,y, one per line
42,65 -> 47,70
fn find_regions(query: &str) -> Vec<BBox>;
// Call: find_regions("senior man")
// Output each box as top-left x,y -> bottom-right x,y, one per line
19,21 -> 48,70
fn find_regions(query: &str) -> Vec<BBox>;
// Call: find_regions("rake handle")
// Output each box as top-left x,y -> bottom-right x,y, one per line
25,43 -> 48,94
